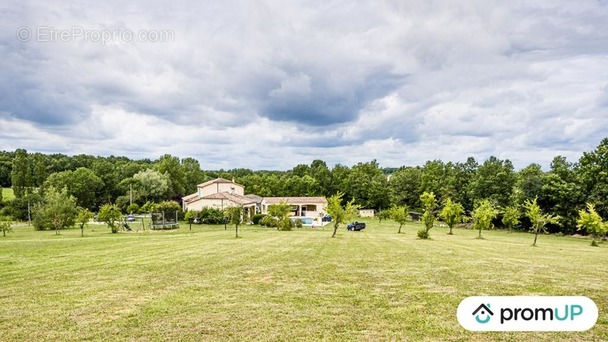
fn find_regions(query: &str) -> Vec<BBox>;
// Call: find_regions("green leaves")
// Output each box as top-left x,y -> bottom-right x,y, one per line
524,197 -> 559,246
32,187 -> 78,234
577,203 -> 608,245
327,192 -> 360,237
389,205 -> 409,233
419,191 -> 436,238
439,198 -> 464,234
501,205 -> 520,232
472,199 -> 498,239
224,206 -> 244,236
98,203 -> 122,233
0,216 -> 12,237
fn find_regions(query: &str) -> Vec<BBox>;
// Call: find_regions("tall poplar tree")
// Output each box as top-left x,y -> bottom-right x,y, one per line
11,149 -> 31,198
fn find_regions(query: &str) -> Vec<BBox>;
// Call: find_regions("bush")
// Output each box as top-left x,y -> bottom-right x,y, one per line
252,214 -> 266,225
417,229 -> 430,239
4,194 -> 43,221
294,218 -> 303,228
260,215 -> 278,228
127,203 -> 140,214
278,217 -> 294,231
200,207 -> 225,224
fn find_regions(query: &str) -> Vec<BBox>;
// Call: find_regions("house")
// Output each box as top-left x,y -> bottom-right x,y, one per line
261,197 -> 328,223
359,209 -> 375,218
181,178 -> 328,224
182,178 -> 257,219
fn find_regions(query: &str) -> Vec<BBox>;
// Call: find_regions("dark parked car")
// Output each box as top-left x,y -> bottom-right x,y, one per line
347,222 -> 366,231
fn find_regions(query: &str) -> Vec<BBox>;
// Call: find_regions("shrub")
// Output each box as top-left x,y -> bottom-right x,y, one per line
278,217 -> 294,231
200,207 -> 225,224
294,218 -> 303,228
141,201 -> 156,213
252,214 -> 266,225
260,215 -> 278,228
417,229 -> 430,239
127,203 -> 140,214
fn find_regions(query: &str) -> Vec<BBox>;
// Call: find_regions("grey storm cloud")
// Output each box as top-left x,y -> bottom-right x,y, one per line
260,68 -> 406,126
1,0 -> 608,169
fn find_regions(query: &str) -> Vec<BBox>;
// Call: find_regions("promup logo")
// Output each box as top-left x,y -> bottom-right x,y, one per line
457,296 -> 598,331
472,303 -> 493,324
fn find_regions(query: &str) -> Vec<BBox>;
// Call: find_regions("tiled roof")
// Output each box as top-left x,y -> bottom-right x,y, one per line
197,177 -> 242,188
245,194 -> 263,203
201,192 -> 256,205
182,193 -> 198,203
262,197 -> 328,204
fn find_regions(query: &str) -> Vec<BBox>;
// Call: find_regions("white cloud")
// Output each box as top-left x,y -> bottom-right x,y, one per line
1,0 -> 608,169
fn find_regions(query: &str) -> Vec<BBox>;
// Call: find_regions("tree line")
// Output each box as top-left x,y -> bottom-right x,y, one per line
1,137 -> 608,235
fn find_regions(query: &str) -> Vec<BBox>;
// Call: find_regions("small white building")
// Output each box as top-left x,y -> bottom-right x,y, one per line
359,209 -> 375,218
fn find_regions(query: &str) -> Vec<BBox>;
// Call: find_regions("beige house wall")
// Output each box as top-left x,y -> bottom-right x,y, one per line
186,198 -> 241,212
261,202 -> 327,219
199,183 -> 244,197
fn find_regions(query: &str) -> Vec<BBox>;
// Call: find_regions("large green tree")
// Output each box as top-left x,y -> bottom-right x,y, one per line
388,166 -> 422,209
11,149 -> 31,198
132,169 -> 170,202
345,160 -> 389,210
0,151 -> 12,187
44,168 -> 104,211
156,154 -> 186,197
310,159 -> 334,197
540,156 -> 582,233
450,157 -> 478,212
90,158 -> 119,204
32,153 -> 48,190
182,157 -> 206,194
470,156 -> 516,208
330,164 -> 351,199
577,138 -> 608,218
515,163 -> 545,205
420,160 -> 453,204
284,175 -> 321,197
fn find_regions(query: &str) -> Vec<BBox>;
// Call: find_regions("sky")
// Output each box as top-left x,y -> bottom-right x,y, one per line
1,1 -> 608,170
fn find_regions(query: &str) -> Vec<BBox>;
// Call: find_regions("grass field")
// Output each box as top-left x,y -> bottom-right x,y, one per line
0,219 -> 606,341
1,187 -> 14,201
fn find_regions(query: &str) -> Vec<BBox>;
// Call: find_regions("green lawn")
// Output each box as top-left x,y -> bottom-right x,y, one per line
0,220 -> 606,341
1,187 -> 14,201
